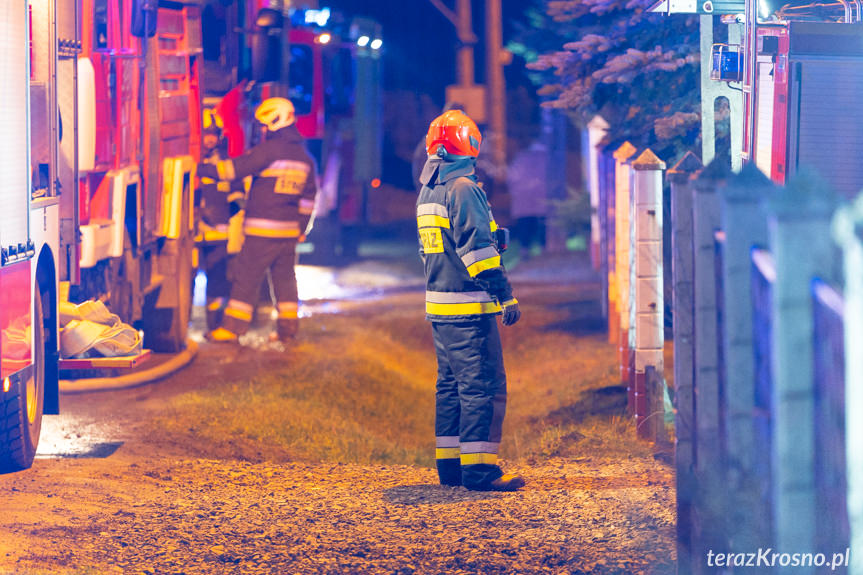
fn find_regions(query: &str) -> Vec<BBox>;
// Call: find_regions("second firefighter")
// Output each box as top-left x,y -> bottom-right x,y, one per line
199,97 -> 318,342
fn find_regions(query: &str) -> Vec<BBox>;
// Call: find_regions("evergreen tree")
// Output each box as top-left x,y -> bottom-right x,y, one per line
510,0 -> 701,159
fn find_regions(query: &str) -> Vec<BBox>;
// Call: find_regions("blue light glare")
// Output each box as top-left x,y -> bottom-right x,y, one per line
305,8 -> 331,27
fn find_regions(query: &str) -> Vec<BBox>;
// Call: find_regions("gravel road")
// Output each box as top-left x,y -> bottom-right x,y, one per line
0,256 -> 676,574
1,453 -> 674,574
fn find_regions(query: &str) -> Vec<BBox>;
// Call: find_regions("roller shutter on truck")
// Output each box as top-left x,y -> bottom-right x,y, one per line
787,22 -> 863,200
790,61 -> 863,199
0,0 -> 32,256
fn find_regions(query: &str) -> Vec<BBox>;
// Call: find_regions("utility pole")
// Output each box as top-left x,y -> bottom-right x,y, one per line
486,0 -> 506,173
457,0 -> 475,88
429,0 -> 485,121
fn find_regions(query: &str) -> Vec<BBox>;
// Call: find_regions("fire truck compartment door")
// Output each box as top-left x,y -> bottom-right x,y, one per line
0,1 -> 32,261
791,59 -> 863,200
78,57 -> 97,173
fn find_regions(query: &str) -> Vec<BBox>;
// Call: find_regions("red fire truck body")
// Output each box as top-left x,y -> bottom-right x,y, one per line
743,20 -> 863,198
0,0 -> 204,473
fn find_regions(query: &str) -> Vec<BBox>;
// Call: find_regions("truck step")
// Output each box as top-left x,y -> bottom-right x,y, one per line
59,349 -> 152,371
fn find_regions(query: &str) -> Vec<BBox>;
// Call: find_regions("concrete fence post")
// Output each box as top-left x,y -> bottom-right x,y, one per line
598,150 -> 614,325
833,194 -> 863,574
587,115 -> 610,269
718,164 -> 776,552
613,141 -> 638,404
602,150 -> 618,344
667,151 -> 702,574
767,172 -> 838,563
690,159 -> 730,574
692,159 -> 730,476
631,149 -> 666,438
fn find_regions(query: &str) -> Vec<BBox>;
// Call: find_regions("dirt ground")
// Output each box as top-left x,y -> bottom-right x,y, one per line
0,255 -> 676,574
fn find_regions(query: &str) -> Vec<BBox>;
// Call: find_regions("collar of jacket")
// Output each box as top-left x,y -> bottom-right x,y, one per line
271,124 -> 304,144
419,156 -> 476,187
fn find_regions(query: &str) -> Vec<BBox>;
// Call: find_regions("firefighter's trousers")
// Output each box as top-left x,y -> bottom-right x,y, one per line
199,242 -> 231,331
222,236 -> 299,338
432,316 -> 507,488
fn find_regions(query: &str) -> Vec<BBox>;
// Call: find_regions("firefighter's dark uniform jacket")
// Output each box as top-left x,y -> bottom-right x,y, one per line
196,147 -> 245,329
198,125 -> 317,337
198,125 -> 317,240
417,155 -> 516,489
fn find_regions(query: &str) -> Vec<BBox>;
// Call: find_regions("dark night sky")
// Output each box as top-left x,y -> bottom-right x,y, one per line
323,0 -> 530,101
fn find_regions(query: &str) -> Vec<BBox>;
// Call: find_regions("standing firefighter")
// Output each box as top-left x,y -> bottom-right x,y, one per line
199,98 -> 318,342
417,110 -> 524,491
196,107 -> 244,331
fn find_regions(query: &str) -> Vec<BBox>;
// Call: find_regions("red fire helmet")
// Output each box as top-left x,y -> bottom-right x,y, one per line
425,110 -> 482,158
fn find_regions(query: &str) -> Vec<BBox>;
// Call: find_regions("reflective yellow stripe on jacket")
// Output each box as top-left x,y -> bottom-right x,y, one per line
425,290 -> 501,318
416,203 -> 451,230
243,217 -> 301,239
195,224 -> 230,243
460,245 -> 501,277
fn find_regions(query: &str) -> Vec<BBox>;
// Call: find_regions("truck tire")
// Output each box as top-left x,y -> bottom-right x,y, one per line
0,291 -> 46,473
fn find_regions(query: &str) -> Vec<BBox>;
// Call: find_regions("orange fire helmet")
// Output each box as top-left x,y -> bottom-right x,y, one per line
425,110 -> 482,158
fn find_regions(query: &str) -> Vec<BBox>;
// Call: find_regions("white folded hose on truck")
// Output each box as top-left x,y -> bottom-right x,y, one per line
59,300 -> 143,359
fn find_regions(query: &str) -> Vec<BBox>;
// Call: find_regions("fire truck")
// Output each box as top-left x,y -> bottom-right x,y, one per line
656,0 -> 863,197
742,17 -> 863,198
0,0 -> 203,473
202,2 -> 383,256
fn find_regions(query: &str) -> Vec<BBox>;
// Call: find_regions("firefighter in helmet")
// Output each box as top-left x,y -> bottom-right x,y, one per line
417,110 -> 524,491
198,97 -> 318,342
196,106 -> 244,331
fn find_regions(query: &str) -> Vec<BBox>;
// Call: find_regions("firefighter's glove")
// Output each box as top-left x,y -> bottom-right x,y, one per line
501,298 -> 521,327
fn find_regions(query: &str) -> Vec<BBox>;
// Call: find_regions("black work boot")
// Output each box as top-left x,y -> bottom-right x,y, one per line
466,473 -> 525,492
488,474 -> 525,491
436,459 -> 462,486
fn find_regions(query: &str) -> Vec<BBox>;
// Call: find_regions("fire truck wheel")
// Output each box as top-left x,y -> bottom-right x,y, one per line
0,291 -> 46,473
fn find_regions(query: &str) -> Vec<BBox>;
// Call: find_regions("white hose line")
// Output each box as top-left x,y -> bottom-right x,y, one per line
59,339 -> 199,394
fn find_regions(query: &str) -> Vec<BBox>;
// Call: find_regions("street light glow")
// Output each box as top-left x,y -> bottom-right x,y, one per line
317,32 -> 332,44
370,38 -> 383,50
357,35 -> 370,47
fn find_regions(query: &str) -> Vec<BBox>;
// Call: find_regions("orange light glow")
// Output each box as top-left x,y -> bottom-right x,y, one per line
3,377 -> 10,393
317,33 -> 332,45
371,178 -> 381,189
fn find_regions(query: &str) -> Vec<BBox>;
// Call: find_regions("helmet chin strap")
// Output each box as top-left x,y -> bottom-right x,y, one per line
435,148 -> 475,162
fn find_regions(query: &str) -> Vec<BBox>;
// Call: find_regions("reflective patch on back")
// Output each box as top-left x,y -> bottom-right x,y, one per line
262,160 -> 310,195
